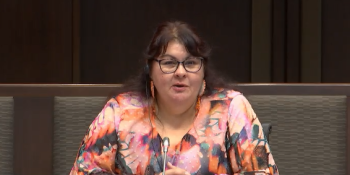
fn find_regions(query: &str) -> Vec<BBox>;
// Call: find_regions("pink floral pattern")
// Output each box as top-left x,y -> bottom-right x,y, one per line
70,89 -> 279,175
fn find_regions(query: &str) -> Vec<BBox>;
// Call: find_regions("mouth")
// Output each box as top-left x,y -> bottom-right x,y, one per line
171,84 -> 188,92
172,84 -> 188,88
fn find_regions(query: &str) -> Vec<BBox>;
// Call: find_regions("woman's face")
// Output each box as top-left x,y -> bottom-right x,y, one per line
150,40 -> 204,104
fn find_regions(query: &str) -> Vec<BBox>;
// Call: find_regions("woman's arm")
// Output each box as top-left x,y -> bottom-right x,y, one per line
69,99 -> 121,175
227,94 -> 279,175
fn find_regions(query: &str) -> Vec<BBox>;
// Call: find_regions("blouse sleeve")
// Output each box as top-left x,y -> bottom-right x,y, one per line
227,94 -> 279,175
69,99 -> 121,175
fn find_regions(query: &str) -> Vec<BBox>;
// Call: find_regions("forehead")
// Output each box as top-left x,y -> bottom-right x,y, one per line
163,40 -> 189,56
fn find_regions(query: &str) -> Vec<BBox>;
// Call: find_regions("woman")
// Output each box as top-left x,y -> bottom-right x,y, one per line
70,21 -> 279,175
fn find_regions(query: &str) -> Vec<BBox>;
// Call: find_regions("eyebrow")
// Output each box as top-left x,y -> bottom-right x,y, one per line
160,54 -> 191,60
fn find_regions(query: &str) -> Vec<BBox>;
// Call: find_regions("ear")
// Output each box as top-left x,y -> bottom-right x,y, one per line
199,80 -> 206,96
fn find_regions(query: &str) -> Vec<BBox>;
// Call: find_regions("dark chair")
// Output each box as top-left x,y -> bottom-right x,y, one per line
262,123 -> 272,143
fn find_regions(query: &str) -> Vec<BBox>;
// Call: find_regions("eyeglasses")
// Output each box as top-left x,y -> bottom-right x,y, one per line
154,57 -> 203,74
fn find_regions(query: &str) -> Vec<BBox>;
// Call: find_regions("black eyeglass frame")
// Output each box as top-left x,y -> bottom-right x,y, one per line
153,57 -> 204,74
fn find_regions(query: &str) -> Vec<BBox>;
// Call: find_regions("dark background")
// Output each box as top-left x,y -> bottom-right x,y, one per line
0,0 -> 349,84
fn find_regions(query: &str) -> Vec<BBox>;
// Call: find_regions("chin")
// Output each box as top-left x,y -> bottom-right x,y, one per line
170,94 -> 191,102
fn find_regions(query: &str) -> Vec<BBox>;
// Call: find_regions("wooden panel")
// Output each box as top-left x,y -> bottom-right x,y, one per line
347,96 -> 350,175
322,0 -> 350,83
251,0 -> 272,83
1,84 -> 350,96
286,0 -> 301,82
222,0 -> 252,83
0,84 -> 122,97
300,0 -> 322,83
236,84 -> 350,95
72,0 -> 80,83
271,0 -> 286,83
0,0 -> 73,83
80,0 -> 252,83
13,97 -> 54,175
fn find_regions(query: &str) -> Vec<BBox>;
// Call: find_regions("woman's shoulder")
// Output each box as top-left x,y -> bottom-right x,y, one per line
207,88 -> 245,101
109,91 -> 148,109
207,88 -> 253,109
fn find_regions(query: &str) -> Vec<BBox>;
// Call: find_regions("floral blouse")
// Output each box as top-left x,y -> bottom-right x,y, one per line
70,89 -> 279,175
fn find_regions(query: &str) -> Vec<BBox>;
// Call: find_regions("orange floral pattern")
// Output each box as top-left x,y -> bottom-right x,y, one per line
70,89 -> 279,175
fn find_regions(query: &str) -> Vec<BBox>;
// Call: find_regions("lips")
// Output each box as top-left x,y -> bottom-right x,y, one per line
172,83 -> 188,92
172,83 -> 188,87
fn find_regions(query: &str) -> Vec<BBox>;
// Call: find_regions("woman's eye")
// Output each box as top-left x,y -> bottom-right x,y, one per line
185,61 -> 196,65
162,61 -> 176,65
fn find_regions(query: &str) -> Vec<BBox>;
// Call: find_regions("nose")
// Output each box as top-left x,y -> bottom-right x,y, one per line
174,63 -> 186,77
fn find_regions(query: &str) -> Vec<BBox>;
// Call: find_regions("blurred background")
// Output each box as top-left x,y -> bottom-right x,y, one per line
1,0 -> 349,84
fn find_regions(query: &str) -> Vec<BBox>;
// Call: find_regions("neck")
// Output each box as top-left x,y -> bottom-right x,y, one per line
155,96 -> 197,130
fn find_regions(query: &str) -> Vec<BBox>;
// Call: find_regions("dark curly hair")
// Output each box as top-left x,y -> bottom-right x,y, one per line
116,21 -> 235,98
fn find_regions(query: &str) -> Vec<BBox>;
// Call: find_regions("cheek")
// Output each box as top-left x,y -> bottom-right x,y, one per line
195,71 -> 205,86
195,79 -> 204,90
154,75 -> 166,86
150,70 -> 170,88
190,76 -> 204,91
150,65 -> 161,82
